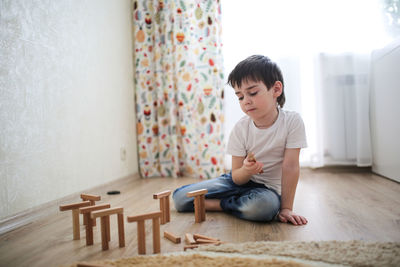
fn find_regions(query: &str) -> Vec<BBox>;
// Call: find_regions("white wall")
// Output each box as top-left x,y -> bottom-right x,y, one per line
0,0 -> 138,220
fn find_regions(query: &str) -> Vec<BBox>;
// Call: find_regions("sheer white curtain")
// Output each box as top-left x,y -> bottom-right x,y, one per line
221,0 -> 392,168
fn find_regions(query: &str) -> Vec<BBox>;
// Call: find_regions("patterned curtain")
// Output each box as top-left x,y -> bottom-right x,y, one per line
133,0 -> 225,178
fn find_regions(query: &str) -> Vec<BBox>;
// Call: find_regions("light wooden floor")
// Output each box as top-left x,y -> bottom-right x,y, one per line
1,167 -> 399,267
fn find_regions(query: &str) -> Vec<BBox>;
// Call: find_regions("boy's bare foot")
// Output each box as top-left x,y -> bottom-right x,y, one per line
204,199 -> 223,211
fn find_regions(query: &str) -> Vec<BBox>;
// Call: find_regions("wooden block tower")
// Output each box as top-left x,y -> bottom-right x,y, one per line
153,190 -> 171,224
186,189 -> 208,223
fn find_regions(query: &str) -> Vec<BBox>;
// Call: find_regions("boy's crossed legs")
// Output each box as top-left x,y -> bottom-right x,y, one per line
173,173 -> 281,222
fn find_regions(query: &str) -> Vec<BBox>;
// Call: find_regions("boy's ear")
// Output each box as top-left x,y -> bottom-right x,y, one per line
272,81 -> 283,97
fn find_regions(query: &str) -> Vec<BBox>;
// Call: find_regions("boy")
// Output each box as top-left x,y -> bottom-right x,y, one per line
173,55 -> 308,225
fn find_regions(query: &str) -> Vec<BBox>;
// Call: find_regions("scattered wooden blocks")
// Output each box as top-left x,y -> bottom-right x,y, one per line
91,207 -> 125,251
183,233 -> 223,250
153,190 -> 171,224
59,201 -> 91,240
127,211 -> 162,255
193,233 -> 220,242
79,203 -> 111,246
163,231 -> 181,244
186,189 -> 208,223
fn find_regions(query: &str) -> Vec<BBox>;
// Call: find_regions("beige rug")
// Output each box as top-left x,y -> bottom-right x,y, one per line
71,240 -> 400,267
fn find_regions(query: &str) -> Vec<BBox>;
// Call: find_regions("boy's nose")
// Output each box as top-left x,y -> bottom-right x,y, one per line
243,95 -> 252,104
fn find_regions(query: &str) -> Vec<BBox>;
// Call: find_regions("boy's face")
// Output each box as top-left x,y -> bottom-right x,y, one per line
234,79 -> 282,125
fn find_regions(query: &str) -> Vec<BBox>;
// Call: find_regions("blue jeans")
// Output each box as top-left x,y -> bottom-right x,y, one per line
173,173 -> 281,222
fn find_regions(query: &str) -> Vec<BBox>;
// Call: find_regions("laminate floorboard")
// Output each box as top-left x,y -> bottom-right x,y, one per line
0,167 -> 399,267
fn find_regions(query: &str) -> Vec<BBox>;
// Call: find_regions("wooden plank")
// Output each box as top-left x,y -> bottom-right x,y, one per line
72,209 -> 80,240
160,198 -> 166,224
153,190 -> 171,199
80,204 -> 111,214
90,207 -> 123,219
80,194 -> 101,202
117,214 -> 125,248
137,220 -> 146,255
105,216 -> 110,242
186,189 -> 208,197
100,217 -> 108,251
165,197 -> 170,222
60,201 -> 91,211
152,217 -> 161,253
127,211 -> 162,222
84,213 -> 94,246
200,194 -> 206,221
194,197 -> 201,223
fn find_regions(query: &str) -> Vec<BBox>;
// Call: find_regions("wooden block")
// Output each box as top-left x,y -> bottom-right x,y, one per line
247,152 -> 263,174
127,211 -> 162,222
184,245 -> 199,251
193,233 -> 220,241
105,215 -> 110,242
91,207 -> 123,219
152,217 -> 161,253
127,211 -> 162,255
153,191 -> 171,225
186,189 -> 208,197
195,238 -> 221,244
84,213 -> 94,245
60,201 -> 91,211
72,209 -> 80,240
165,197 -> 170,222
185,233 -> 196,245
162,198 -> 167,223
194,197 -> 201,223
160,197 -> 166,224
164,231 -> 181,244
80,204 -> 111,214
76,263 -> 105,267
186,189 -> 207,223
100,216 -> 108,250
248,152 -> 256,162
80,193 -> 101,202
153,190 -> 171,199
200,194 -> 206,221
137,220 -> 146,255
117,213 -> 125,247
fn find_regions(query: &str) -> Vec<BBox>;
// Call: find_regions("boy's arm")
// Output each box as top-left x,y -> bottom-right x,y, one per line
231,154 -> 263,185
279,148 -> 308,225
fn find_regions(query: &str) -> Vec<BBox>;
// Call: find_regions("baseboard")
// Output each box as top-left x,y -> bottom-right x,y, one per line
0,173 -> 140,235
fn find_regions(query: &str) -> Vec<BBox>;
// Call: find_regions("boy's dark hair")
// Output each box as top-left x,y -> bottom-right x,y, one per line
227,55 -> 285,108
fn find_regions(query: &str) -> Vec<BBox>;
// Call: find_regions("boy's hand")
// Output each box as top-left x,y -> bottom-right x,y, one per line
243,152 -> 263,175
278,208 -> 308,225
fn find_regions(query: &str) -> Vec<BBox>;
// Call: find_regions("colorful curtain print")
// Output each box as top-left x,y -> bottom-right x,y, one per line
133,0 -> 225,178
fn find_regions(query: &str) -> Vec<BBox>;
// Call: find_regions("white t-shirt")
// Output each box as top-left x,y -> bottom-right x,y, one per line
227,108 -> 307,195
